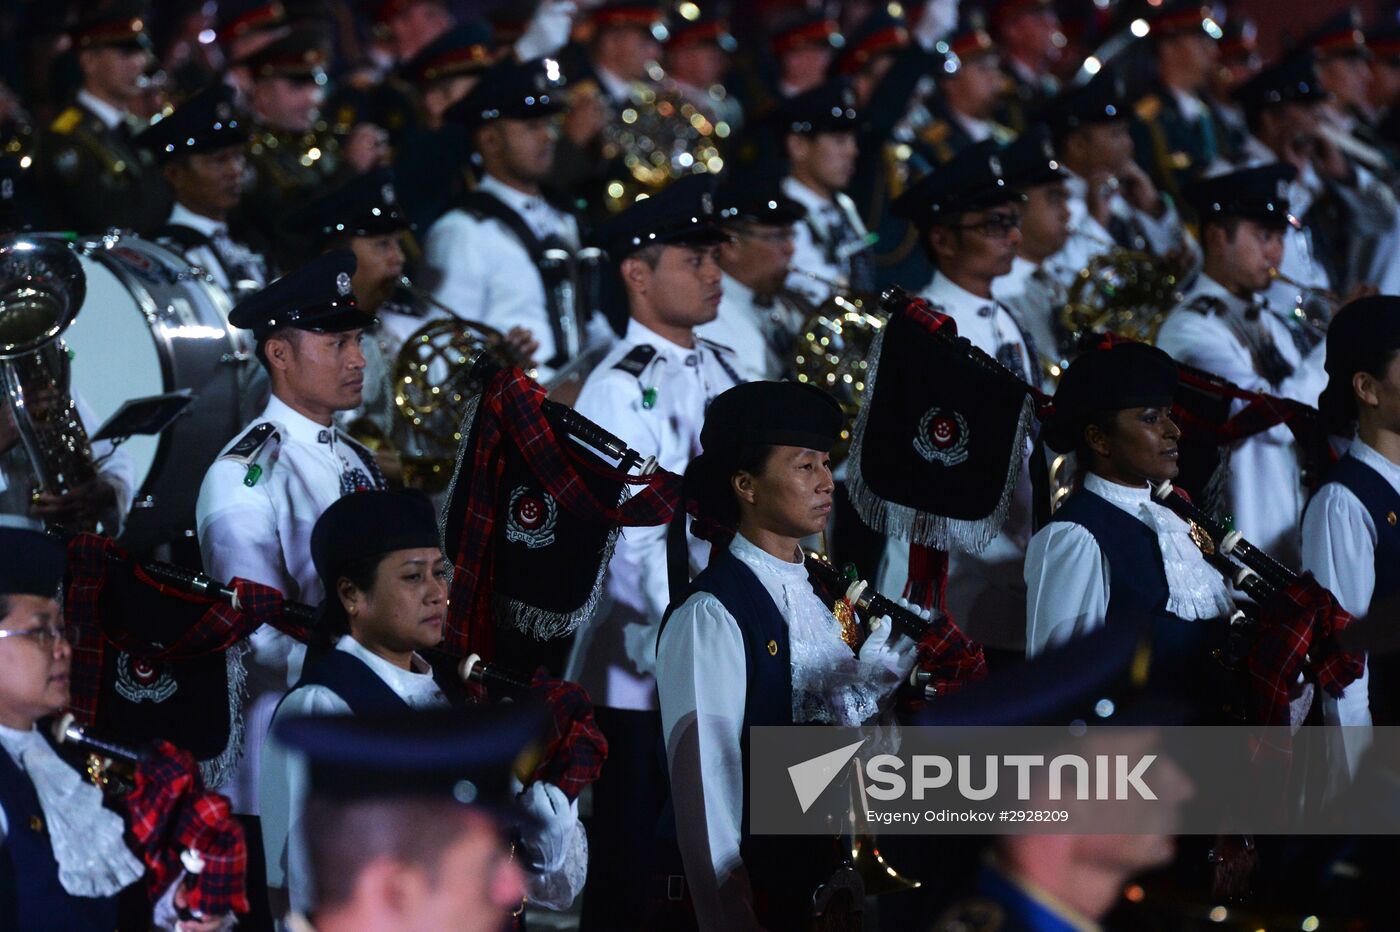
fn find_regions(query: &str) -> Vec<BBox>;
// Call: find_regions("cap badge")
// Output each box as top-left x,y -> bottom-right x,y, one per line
382,182 -> 396,204
215,101 -> 232,120
988,155 -> 1002,178
336,271 -> 352,296
700,191 -> 714,216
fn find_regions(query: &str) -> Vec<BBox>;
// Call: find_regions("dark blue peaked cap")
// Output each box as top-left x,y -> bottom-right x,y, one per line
274,705 -> 548,813
0,528 -> 66,599
596,174 -> 730,260
288,167 -> 408,241
444,56 -> 567,132
229,250 -> 375,338
135,84 -> 248,163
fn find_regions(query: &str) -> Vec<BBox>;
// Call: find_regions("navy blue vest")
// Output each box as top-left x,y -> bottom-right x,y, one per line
1050,486 -> 1225,701
0,748 -> 121,931
1320,453 -> 1400,607
285,648 -> 413,717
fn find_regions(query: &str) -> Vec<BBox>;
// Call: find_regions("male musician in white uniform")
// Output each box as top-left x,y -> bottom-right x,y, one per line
262,491 -> 583,922
1042,74 -> 1190,288
880,139 -> 1041,662
563,175 -> 739,932
425,57 -> 610,383
1156,164 -> 1326,566
696,176 -> 807,381
137,84 -> 270,299
194,251 -> 383,825
991,125 -> 1075,374
774,79 -> 874,304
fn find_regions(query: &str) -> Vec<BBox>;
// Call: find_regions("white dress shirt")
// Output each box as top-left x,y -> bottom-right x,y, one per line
564,319 -> 740,711
424,174 -> 610,382
1024,472 -> 1235,657
77,89 -> 127,131
877,271 -> 1039,650
657,534 -> 905,932
694,273 -> 780,381
1301,438 -> 1387,764
993,254 -> 1067,373
781,176 -> 868,304
0,389 -> 136,535
260,636 -> 587,923
195,393 -> 381,814
1048,168 -> 1191,291
159,202 -> 267,295
1156,273 -> 1327,566
260,637 -> 449,914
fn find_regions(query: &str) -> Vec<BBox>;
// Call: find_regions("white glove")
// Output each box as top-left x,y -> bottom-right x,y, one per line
913,0 -> 959,50
514,0 -> 578,61
859,613 -> 920,680
516,781 -> 578,874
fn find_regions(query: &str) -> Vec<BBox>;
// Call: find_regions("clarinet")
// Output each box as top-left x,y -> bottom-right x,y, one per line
49,715 -> 211,921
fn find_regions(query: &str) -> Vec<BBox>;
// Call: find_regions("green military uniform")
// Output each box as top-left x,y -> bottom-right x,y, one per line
30,4 -> 171,234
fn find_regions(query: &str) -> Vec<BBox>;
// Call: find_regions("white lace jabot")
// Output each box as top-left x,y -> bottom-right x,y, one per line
728,535 -> 891,725
0,723 -> 144,897
1082,473 -> 1235,621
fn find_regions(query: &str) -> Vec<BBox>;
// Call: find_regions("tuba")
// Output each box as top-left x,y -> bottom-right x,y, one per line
0,237 -> 98,527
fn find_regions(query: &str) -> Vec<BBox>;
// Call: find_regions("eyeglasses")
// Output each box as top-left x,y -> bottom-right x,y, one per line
0,623 -> 70,651
950,213 -> 1022,239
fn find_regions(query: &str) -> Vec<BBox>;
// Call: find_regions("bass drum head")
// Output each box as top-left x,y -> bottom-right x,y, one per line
55,235 -> 247,553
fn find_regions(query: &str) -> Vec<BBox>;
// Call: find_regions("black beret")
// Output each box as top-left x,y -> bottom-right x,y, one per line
229,250 -> 374,338
1234,52 -> 1329,113
1000,124 -> 1066,190
1041,72 -> 1128,136
310,489 -> 441,593
400,21 -> 495,88
1046,342 -> 1179,453
443,56 -> 566,131
0,528 -> 67,599
288,167 -> 407,241
1184,162 -> 1295,229
769,78 -> 860,136
135,84 -> 247,163
715,173 -> 806,226
595,173 -> 729,260
892,139 -> 1022,224
700,380 -> 844,455
274,705 -> 546,816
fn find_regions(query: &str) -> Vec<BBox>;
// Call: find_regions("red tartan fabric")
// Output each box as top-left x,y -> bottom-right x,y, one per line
1247,573 -> 1366,725
527,669 -> 608,800
444,367 -> 681,659
63,533 -> 312,724
913,614 -> 989,697
129,740 -> 249,916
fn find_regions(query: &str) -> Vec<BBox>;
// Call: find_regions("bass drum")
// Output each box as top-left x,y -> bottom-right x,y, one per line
34,233 -> 254,553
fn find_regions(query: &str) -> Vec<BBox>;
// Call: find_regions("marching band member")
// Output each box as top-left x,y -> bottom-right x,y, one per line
425,57 -> 608,384
1043,74 -> 1191,287
658,380 -> 917,931
1129,0 -> 1228,200
563,175 -> 738,932
664,7 -> 743,133
1156,164 -> 1326,566
1024,341 -> 1236,659
882,140 -> 1041,663
194,253 -> 382,837
32,1 -> 171,235
0,527 -> 225,931
990,0 -> 1063,132
1301,298 -> 1400,759
992,125 -> 1075,373
138,84 -> 270,298
261,491 -> 584,921
916,15 -> 1015,164
696,175 -> 807,381
774,79 -> 872,304
272,706 -> 545,932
